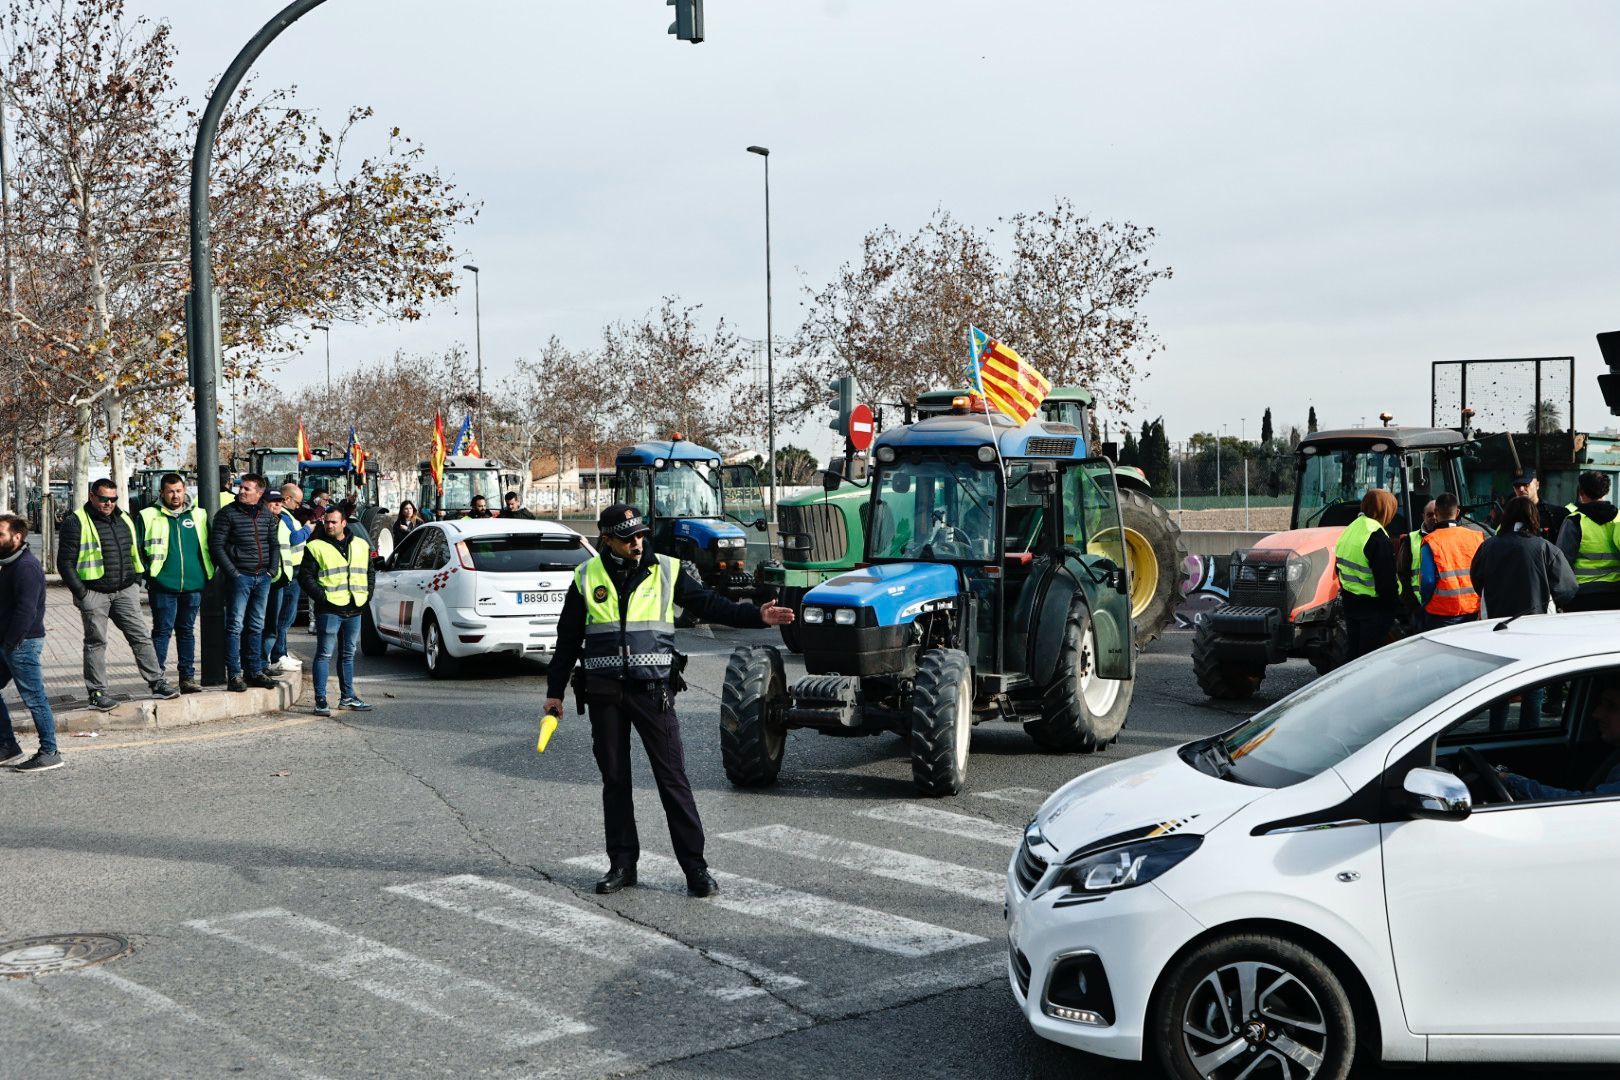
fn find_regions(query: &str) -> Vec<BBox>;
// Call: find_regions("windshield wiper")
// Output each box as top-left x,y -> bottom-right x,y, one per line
1185,736 -> 1234,779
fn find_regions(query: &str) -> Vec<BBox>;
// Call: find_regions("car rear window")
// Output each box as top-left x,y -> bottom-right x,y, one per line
464,534 -> 590,573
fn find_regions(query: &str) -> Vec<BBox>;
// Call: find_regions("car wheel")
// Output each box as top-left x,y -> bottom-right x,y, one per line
359,607 -> 388,657
910,648 -> 973,796
1025,599 -> 1133,752
1192,615 -> 1264,699
720,646 -> 787,787
423,613 -> 463,679
1152,933 -> 1356,1080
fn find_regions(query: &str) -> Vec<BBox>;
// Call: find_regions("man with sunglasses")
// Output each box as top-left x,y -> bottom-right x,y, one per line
56,478 -> 177,711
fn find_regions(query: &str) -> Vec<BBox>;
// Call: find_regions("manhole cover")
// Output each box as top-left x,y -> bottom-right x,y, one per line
0,934 -> 133,978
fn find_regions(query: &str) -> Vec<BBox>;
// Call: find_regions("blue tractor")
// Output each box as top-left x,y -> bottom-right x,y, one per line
613,435 -> 769,607
719,401 -> 1136,796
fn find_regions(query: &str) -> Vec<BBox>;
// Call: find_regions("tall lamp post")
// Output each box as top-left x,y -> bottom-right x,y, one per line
745,145 -> 775,525
463,264 -> 482,416
314,323 -> 330,393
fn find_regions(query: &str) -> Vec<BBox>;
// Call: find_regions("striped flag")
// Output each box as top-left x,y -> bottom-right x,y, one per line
296,419 -> 312,462
431,413 -> 448,495
967,326 -> 1050,425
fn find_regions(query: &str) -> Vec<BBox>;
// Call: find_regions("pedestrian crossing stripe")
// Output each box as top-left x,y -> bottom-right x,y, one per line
857,803 -> 1024,848
721,824 -> 1006,904
972,787 -> 1049,806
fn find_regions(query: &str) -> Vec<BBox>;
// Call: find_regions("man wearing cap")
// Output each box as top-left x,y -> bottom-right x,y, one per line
1508,469 -> 1567,544
545,503 -> 795,899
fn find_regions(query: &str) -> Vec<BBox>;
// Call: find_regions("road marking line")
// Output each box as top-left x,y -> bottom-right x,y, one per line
701,949 -> 806,992
385,874 -> 794,1000
858,803 -> 1023,848
721,824 -> 1004,904
62,714 -> 321,753
804,953 -> 1007,1017
973,787 -> 1048,806
0,967 -> 333,1080
184,908 -> 591,1048
566,854 -> 984,958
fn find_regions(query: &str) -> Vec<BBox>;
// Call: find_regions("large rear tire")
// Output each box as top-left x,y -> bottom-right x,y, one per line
720,646 -> 787,787
1192,616 -> 1263,700
910,648 -> 973,796
1025,600 -> 1132,752
1119,487 -> 1188,648
776,588 -> 804,654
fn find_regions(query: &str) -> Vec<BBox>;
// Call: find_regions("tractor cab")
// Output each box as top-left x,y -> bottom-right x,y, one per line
720,410 -> 1137,797
250,447 -> 303,489
613,436 -> 766,600
302,458 -> 388,554
1293,427 -> 1471,535
418,455 -> 502,520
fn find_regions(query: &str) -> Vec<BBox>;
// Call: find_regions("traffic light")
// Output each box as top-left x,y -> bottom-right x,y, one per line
828,375 -> 858,435
1599,331 -> 1620,414
667,0 -> 704,42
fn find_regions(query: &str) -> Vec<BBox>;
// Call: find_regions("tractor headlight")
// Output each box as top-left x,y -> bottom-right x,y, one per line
976,446 -> 996,463
875,446 -> 896,463
1046,835 -> 1203,897
802,606 -> 826,624
722,538 -> 746,549
1286,555 -> 1308,583
832,607 -> 857,626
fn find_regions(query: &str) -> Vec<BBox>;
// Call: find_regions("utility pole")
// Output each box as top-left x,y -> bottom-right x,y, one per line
0,60 -> 23,515
462,264 -> 482,414
745,145 -> 775,525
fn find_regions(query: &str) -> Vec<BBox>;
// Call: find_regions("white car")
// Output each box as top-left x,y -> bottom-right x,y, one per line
361,519 -> 594,677
1008,614 -> 1620,1080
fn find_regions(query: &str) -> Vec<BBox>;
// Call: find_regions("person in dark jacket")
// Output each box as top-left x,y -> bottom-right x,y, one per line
1472,497 -> 1577,731
544,504 -> 795,899
297,505 -> 375,717
1508,468 -> 1568,544
390,500 -> 423,547
0,514 -> 62,772
465,495 -> 494,519
1555,471 -> 1620,612
1335,488 -> 1401,661
56,478 -> 175,710
209,472 -> 282,692
503,492 -> 535,520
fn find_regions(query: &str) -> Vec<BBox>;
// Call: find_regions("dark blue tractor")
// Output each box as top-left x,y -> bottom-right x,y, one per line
613,436 -> 769,608
720,404 -> 1137,796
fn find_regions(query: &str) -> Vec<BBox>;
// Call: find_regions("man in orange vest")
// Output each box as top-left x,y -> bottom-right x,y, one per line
1419,492 -> 1485,630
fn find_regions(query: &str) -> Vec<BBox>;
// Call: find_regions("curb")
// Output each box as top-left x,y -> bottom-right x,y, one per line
9,673 -> 306,735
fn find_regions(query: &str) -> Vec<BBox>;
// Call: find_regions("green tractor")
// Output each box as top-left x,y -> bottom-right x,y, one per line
762,385 -> 1185,653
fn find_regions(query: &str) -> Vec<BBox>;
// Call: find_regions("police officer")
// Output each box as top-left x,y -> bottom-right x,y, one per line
1509,468 -> 1567,543
544,503 -> 794,898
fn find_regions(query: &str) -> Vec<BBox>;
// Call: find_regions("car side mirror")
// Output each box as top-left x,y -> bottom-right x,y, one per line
1403,766 -> 1472,821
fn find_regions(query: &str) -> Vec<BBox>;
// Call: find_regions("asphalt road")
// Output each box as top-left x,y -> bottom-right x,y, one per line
0,625 -> 1587,1079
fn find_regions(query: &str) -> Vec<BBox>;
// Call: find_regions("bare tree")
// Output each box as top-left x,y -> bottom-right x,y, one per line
602,296 -> 752,451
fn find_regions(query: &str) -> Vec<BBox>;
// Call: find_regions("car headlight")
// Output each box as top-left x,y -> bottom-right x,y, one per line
832,607 -> 857,626
802,606 -> 826,624
1045,835 -> 1202,896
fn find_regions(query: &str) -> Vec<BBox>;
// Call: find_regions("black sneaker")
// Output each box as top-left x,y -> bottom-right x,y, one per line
179,679 -> 202,694
245,672 -> 278,690
150,681 -> 180,701
227,674 -> 247,693
685,870 -> 720,898
14,751 -> 63,773
313,701 -> 332,717
264,663 -> 283,677
0,742 -> 25,766
87,691 -> 118,712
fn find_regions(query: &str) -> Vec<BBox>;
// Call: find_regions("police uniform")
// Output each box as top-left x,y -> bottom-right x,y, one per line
547,504 -> 769,897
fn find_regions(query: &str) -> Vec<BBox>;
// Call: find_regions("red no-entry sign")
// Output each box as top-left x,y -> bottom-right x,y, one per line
848,402 -> 875,451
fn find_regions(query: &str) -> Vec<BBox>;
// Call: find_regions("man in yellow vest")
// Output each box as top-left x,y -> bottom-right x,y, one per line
295,504 -> 375,717
56,477 -> 177,710
1555,471 -> 1620,613
1395,499 -> 1438,630
134,472 -> 213,694
544,504 -> 795,899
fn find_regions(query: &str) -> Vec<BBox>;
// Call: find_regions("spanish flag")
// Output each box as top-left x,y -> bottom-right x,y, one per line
296,419 -> 313,462
431,413 -> 448,495
968,326 -> 1050,425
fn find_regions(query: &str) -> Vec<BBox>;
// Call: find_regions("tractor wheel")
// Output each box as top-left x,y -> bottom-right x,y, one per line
776,589 -> 804,653
359,607 -> 388,658
1192,616 -> 1264,700
1308,613 -> 1349,676
910,648 -> 973,796
1025,600 -> 1132,753
720,646 -> 787,787
1118,488 -> 1188,648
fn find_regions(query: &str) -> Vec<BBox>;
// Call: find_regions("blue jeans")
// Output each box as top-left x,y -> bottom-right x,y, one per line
262,578 -> 301,667
1,638 -> 58,755
313,612 -> 359,704
1490,687 -> 1545,732
150,589 -> 202,680
225,572 -> 273,676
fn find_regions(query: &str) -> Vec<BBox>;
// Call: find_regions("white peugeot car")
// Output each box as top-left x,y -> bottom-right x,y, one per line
361,519 -> 593,677
1008,614 -> 1620,1080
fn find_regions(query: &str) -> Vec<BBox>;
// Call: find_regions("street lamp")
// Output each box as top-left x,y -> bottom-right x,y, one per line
745,145 -> 776,525
313,323 -> 330,393
462,264 -> 482,415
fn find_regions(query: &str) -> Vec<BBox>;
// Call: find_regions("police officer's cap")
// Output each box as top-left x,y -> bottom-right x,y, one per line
599,503 -> 650,539
1511,469 -> 1538,485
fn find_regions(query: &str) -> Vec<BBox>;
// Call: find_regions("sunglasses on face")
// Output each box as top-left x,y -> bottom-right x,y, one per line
94,494 -> 118,503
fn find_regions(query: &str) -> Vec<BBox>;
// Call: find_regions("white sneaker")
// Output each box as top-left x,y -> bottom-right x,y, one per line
280,655 -> 303,671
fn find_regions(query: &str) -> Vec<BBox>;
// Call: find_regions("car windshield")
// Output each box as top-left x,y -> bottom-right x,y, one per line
463,533 -> 590,573
1296,448 -> 1402,529
653,462 -> 721,519
1209,637 -> 1509,787
870,454 -> 1000,562
442,469 -> 502,509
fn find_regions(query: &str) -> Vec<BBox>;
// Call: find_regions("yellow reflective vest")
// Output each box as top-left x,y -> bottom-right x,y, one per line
306,533 -> 371,608
137,504 -> 213,584
73,506 -> 144,581
1334,514 -> 1388,600
575,554 -> 680,682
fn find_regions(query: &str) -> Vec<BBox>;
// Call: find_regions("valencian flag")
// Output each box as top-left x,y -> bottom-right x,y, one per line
296,419 -> 313,462
345,425 -> 368,481
452,414 -> 482,458
967,325 -> 1051,424
430,413 -> 448,495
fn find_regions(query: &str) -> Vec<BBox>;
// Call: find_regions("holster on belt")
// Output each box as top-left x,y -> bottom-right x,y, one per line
670,650 -> 689,695
568,668 -> 591,714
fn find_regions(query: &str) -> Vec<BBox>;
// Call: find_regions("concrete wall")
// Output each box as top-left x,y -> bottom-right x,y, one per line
1181,530 -> 1272,556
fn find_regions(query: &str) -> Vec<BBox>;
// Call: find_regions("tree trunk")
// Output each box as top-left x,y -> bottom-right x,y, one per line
72,399 -> 92,502
104,386 -> 130,512
555,442 -> 563,521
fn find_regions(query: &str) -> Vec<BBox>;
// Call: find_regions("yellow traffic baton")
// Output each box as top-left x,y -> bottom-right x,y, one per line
536,710 -> 560,753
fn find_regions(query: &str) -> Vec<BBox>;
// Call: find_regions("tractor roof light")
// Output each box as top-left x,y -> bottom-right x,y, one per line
670,432 -> 685,442
654,458 -> 667,469
976,446 -> 997,463
875,446 -> 896,463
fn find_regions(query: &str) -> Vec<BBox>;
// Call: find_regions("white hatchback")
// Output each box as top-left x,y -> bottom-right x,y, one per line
361,519 -> 593,677
1008,614 -> 1620,1080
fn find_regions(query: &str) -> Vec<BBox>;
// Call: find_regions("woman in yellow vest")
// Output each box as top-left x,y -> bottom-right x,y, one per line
1333,488 -> 1400,661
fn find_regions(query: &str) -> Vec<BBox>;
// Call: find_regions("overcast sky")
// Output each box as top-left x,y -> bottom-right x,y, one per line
137,0 -> 1620,461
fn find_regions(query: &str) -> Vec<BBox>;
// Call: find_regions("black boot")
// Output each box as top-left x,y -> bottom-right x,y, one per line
595,865 -> 637,895
686,870 -> 720,898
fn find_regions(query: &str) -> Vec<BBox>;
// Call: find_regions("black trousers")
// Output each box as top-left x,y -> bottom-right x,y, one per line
589,681 -> 706,875
1345,611 -> 1394,661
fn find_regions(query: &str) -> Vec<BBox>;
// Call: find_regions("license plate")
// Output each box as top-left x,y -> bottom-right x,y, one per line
518,591 -> 565,605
